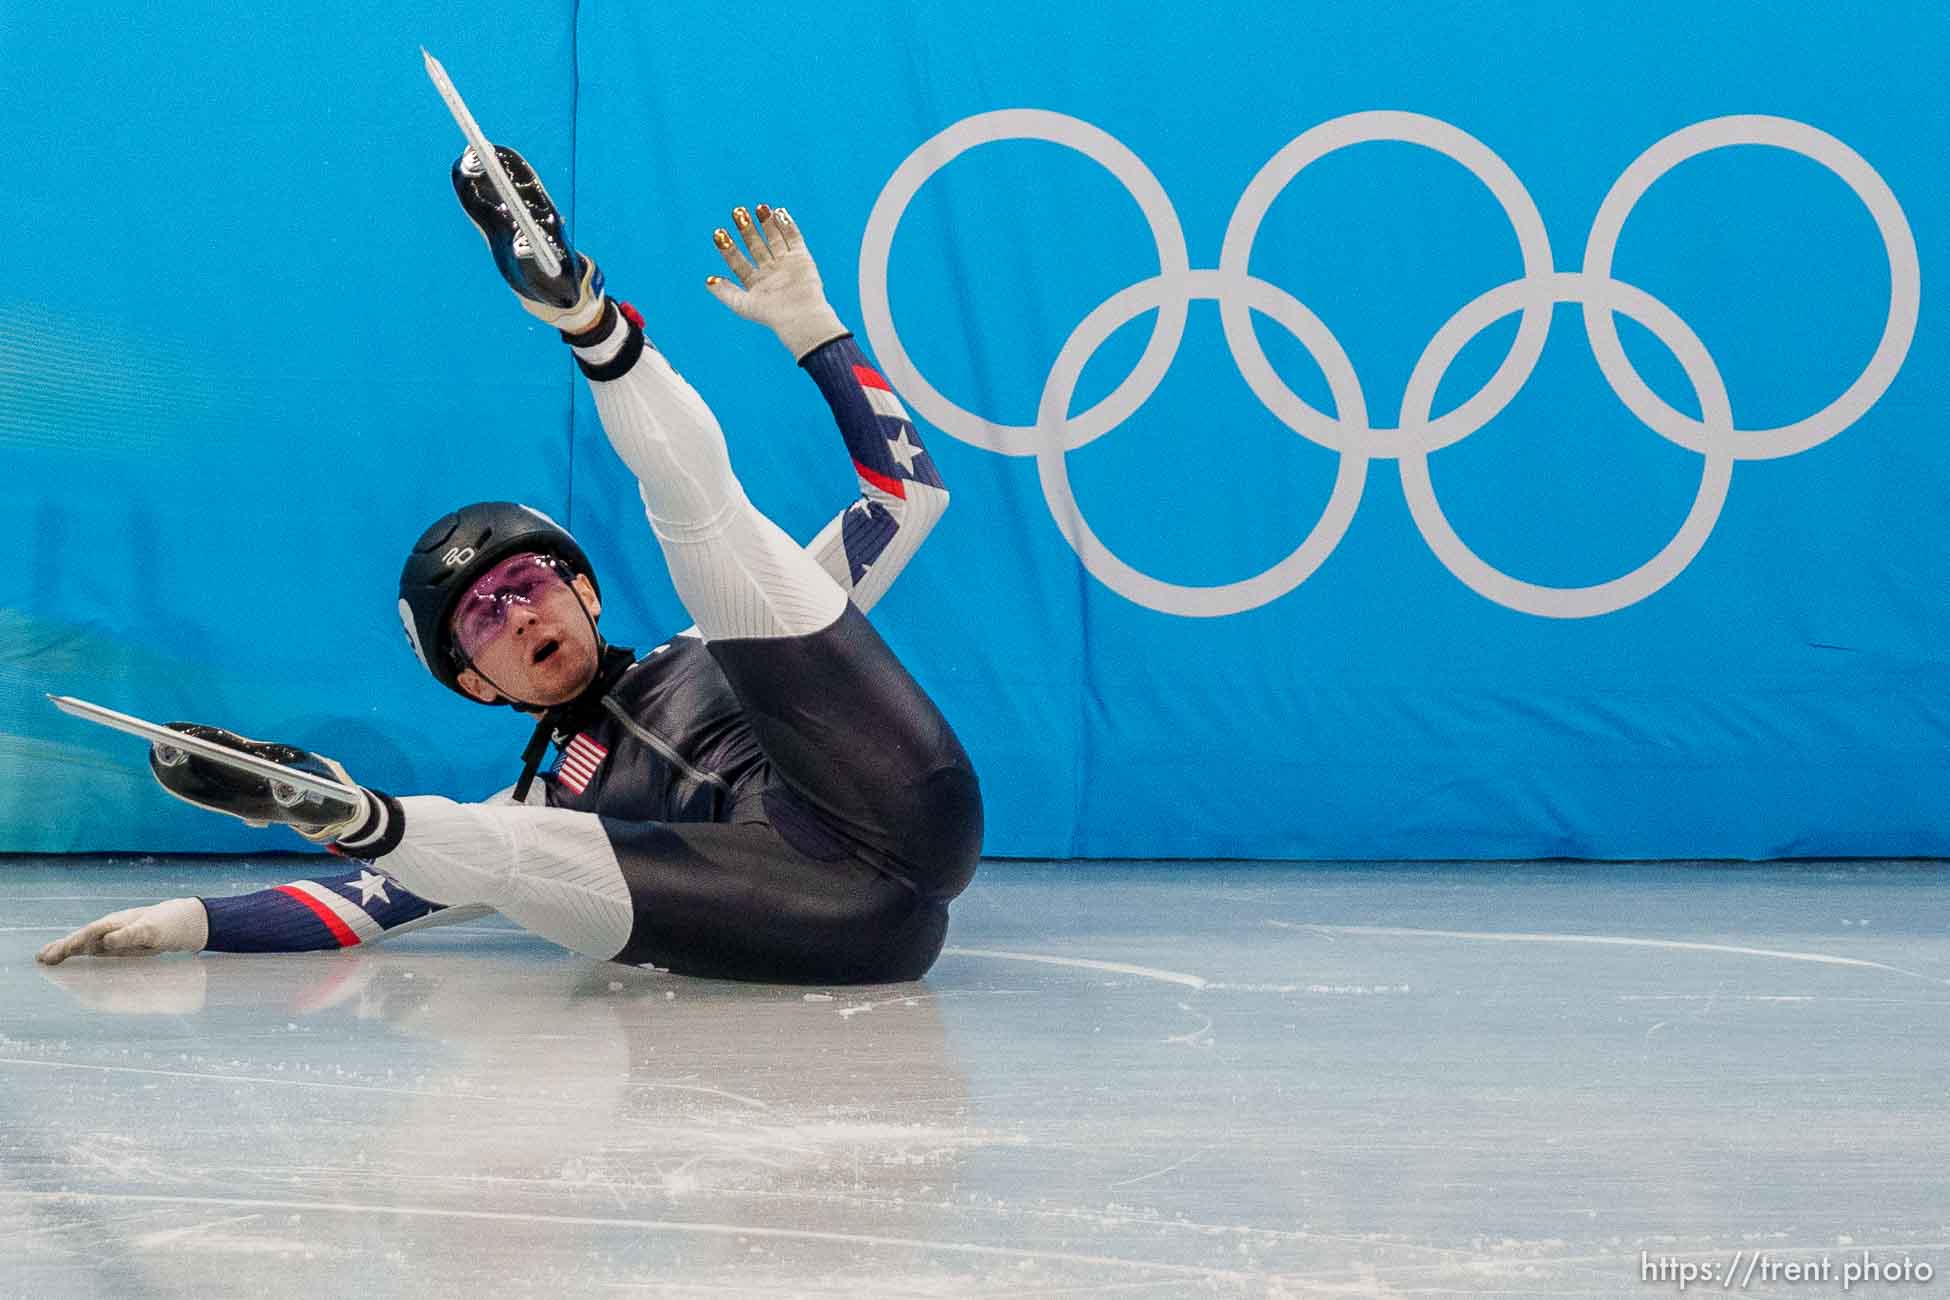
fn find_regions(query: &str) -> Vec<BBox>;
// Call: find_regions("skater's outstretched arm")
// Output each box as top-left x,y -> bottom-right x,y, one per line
35,873 -> 488,964
201,872 -> 485,953
32,779 -> 543,963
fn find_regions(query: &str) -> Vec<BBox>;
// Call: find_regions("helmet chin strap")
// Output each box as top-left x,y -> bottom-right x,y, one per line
511,712 -> 563,804
453,587 -> 609,804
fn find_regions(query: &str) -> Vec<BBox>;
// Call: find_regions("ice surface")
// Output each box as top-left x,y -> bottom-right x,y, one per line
2,857 -> 1946,1296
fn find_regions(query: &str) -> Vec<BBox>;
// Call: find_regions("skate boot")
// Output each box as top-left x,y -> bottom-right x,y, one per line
451,144 -> 606,333
149,724 -> 368,843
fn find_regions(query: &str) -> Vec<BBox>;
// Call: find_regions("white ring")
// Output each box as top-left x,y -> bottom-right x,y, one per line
856,110 -> 1916,618
1218,111 -> 1556,457
1034,270 -> 1369,618
1581,115 -> 1921,461
859,110 -> 1192,456
1398,272 -> 1735,618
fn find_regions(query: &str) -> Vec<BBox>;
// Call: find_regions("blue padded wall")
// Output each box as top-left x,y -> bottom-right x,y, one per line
5,1 -> 1946,857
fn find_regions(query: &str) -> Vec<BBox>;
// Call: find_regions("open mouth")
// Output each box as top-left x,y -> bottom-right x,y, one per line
531,639 -> 560,666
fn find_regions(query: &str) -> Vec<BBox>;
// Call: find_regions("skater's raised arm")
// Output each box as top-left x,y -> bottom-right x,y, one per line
790,334 -> 949,615
704,204 -> 950,614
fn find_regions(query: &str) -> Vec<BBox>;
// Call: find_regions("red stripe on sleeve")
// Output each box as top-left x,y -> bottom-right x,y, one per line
853,460 -> 908,500
274,884 -> 361,948
852,363 -> 893,391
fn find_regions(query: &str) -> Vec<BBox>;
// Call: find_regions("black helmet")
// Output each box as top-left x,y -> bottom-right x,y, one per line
397,501 -> 600,700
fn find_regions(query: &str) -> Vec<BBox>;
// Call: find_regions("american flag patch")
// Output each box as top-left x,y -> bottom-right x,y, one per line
556,733 -> 609,796
853,364 -> 910,423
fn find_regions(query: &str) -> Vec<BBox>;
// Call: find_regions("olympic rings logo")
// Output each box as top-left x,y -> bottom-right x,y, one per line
858,110 -> 1920,618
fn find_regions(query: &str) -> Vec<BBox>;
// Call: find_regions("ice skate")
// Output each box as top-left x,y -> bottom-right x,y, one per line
450,143 -> 604,330
48,696 -> 367,840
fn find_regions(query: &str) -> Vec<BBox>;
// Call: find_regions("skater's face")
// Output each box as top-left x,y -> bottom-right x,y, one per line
450,553 -> 604,708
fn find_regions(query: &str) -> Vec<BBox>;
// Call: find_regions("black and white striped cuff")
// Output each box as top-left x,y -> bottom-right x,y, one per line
565,300 -> 645,381
332,790 -> 405,860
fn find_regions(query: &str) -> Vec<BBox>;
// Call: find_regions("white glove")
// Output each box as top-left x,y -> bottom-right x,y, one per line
37,897 -> 209,966
704,204 -> 848,362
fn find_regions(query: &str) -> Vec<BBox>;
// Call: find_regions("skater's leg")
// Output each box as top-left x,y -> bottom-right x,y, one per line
348,795 -> 944,981
711,607 -> 982,900
449,155 -> 976,907
603,819 -> 947,982
451,144 -> 842,644
341,797 -> 635,960
569,309 -> 846,644
567,315 -> 981,894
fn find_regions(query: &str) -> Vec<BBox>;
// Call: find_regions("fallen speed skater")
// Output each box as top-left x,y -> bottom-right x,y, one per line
41,71 -> 981,983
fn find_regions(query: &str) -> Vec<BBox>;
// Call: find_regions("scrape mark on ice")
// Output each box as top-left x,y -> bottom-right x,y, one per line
619,1079 -> 770,1109
1164,1004 -> 1214,1048
1206,982 -> 1411,994
1283,923 -> 1947,983
26,1192 -> 1267,1284
1109,1145 -> 1214,1189
942,948 -> 1208,989
835,991 -> 964,1020
132,1213 -> 264,1249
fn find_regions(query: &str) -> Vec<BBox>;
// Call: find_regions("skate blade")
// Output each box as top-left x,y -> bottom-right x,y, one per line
47,695 -> 363,807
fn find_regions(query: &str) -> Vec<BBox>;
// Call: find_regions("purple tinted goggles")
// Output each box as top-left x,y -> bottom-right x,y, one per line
449,552 -> 575,661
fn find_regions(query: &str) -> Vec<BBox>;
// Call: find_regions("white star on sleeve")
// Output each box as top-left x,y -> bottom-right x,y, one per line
345,869 -> 392,906
886,429 -> 924,474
